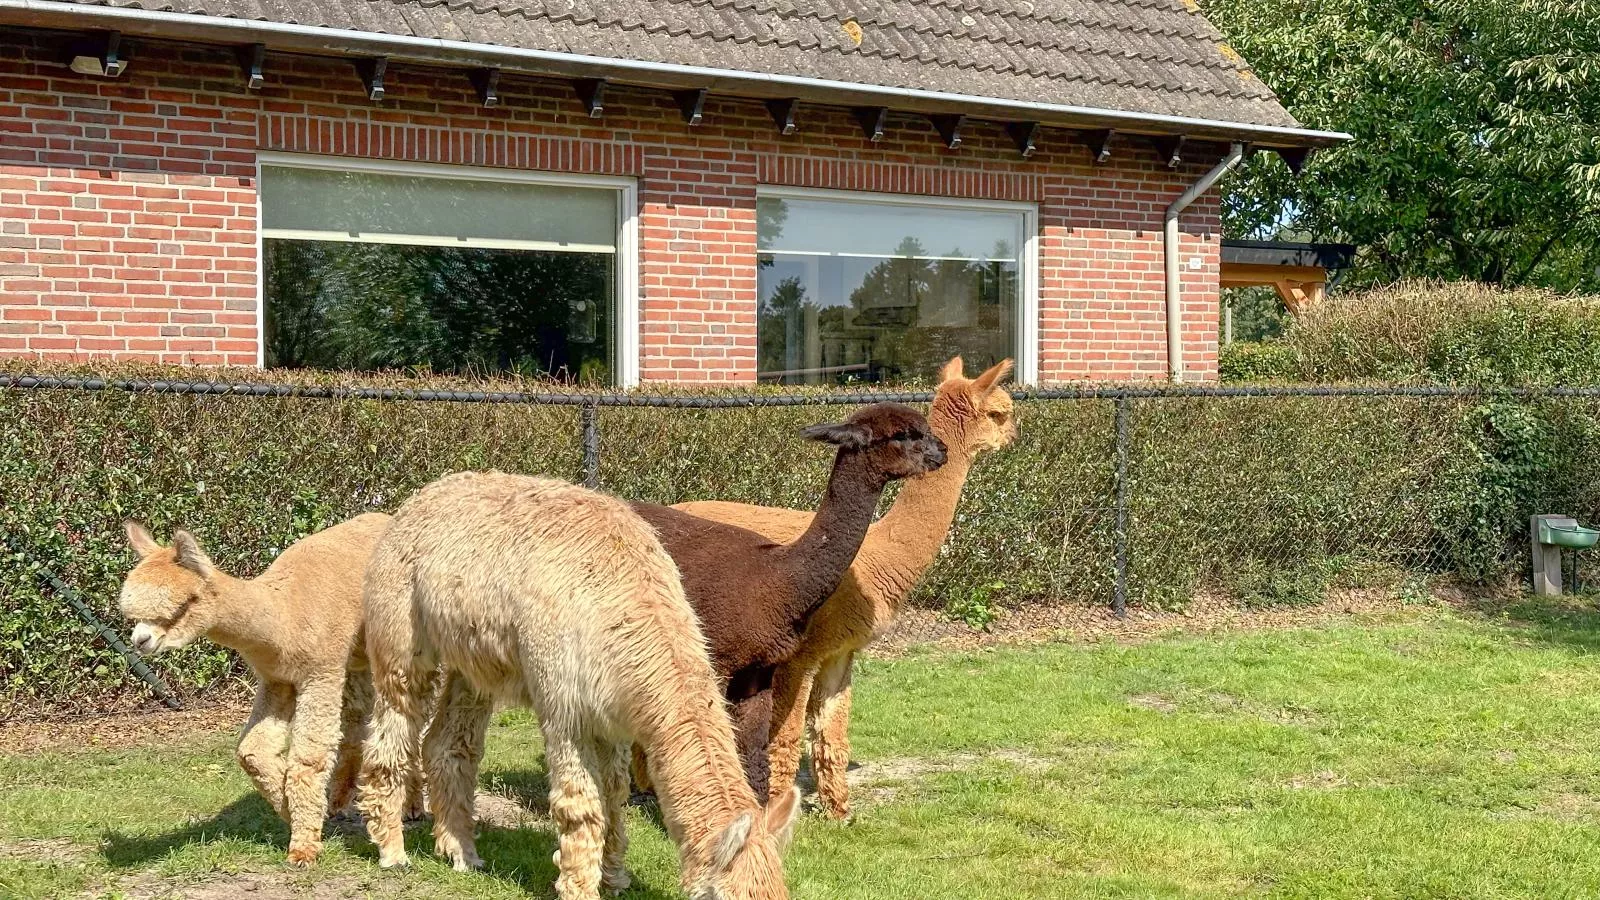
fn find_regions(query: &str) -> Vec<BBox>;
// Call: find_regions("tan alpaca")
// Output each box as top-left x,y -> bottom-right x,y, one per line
356,471 -> 798,900
119,514 -> 423,865
675,357 -> 1017,819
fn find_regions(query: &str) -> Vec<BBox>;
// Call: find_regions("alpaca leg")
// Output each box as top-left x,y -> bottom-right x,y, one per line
765,660 -> 815,806
404,666 -> 440,821
808,651 -> 856,821
596,740 -> 632,894
629,744 -> 652,794
357,667 -> 427,868
729,690 -> 775,800
423,670 -> 491,873
327,670 -> 373,816
544,733 -> 607,900
237,680 -> 294,821
284,673 -> 345,866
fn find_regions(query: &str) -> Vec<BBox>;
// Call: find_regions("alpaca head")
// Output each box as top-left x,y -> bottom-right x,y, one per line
930,356 -> 1018,457
118,522 -> 223,655
801,402 -> 947,482
688,787 -> 800,900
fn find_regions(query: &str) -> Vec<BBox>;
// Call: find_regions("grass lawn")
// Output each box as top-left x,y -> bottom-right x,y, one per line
5,596 -> 1600,898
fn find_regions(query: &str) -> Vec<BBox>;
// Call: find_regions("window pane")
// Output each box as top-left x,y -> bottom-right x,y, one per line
264,241 -> 615,384
757,195 -> 1023,385
758,195 -> 1019,261
261,165 -> 621,384
261,166 -> 617,251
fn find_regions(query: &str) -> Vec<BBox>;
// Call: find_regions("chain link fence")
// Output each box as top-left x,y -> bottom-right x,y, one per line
6,371 -> 1600,716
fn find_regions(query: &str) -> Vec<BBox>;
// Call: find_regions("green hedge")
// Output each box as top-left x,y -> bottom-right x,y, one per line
1223,281 -> 1600,385
5,364 -> 1600,716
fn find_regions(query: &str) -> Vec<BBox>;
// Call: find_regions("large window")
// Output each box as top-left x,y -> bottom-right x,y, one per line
259,156 -> 636,385
757,189 -> 1035,385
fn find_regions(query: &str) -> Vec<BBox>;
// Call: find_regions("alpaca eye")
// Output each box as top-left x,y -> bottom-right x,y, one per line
988,411 -> 1007,423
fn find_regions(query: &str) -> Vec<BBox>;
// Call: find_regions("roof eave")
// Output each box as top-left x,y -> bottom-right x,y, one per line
0,0 -> 1353,149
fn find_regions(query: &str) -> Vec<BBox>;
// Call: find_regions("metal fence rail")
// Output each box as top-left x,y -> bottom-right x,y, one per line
6,371 -> 1600,711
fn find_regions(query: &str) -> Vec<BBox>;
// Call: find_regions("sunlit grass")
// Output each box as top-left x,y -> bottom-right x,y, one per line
5,597 -> 1600,898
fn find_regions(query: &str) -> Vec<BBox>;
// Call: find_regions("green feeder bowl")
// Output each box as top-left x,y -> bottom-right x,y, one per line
1539,521 -> 1600,549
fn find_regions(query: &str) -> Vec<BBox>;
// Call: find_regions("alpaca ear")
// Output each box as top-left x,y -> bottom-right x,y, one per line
171,530 -> 215,579
972,358 -> 1014,396
937,356 -> 965,384
800,421 -> 871,449
710,811 -> 755,873
124,521 -> 162,558
764,786 -> 800,850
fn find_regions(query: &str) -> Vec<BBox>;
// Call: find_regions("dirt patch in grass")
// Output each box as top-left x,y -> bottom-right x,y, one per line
873,586 -> 1438,657
800,748 -> 1055,809
1532,791 -> 1600,821
1127,694 -> 1178,714
1285,770 -> 1348,791
0,837 -> 92,863
110,869 -> 384,900
0,702 -> 249,756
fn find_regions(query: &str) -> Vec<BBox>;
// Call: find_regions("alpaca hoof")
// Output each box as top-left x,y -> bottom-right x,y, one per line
602,868 -> 632,894
286,843 -> 320,867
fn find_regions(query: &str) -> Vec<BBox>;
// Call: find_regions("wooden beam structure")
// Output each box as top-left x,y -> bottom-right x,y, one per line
854,106 -> 888,142
1006,121 -> 1040,158
469,68 -> 500,107
1220,261 -> 1328,313
766,98 -> 799,135
237,43 -> 265,90
930,113 -> 964,149
354,57 -> 386,102
1151,135 -> 1186,168
574,78 -> 606,117
675,88 -> 707,125
1084,129 -> 1114,164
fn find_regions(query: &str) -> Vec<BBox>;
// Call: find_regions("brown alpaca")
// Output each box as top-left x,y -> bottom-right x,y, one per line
675,357 -> 1017,819
118,514 -> 424,865
630,401 -> 948,798
355,471 -> 798,900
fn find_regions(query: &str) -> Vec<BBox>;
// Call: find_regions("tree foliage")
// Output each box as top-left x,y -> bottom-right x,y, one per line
1203,0 -> 1600,291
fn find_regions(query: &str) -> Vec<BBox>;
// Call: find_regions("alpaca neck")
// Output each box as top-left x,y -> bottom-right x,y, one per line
775,450 -> 886,620
638,680 -> 760,877
863,438 -> 976,605
203,574 -> 282,660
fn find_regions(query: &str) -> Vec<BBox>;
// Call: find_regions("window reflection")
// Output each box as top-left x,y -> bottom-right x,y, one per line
756,195 -> 1024,385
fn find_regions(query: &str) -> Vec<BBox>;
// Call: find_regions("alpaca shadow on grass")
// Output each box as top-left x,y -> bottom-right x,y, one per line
99,791 -> 287,867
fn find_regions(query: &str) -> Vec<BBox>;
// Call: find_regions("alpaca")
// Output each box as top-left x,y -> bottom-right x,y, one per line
674,357 -> 1017,819
355,471 -> 799,900
118,514 -> 424,865
630,401 -> 948,798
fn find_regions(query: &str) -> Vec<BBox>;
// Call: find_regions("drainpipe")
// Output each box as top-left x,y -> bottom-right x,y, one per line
1165,140 -> 1246,382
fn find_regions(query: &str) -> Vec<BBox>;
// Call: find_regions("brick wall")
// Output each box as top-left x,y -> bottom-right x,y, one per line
0,30 -> 1223,382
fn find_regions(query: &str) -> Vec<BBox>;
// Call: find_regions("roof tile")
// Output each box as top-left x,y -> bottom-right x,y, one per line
55,0 -> 1303,128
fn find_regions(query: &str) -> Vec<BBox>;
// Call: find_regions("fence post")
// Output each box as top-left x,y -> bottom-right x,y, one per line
1112,392 -> 1130,619
581,400 -> 600,489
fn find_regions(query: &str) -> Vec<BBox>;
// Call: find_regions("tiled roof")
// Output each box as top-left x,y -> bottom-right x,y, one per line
45,0 -> 1306,130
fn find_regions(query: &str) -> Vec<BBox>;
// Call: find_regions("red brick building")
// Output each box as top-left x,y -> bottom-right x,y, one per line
0,1 -> 1344,386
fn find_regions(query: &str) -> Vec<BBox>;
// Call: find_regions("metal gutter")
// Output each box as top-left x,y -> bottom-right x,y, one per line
0,0 -> 1353,148
1165,141 -> 1246,382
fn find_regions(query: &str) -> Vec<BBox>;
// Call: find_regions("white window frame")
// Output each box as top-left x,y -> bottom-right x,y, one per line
255,152 -> 641,387
755,185 -> 1040,385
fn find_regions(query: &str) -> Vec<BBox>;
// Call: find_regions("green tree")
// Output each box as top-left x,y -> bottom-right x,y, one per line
1203,0 -> 1600,291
